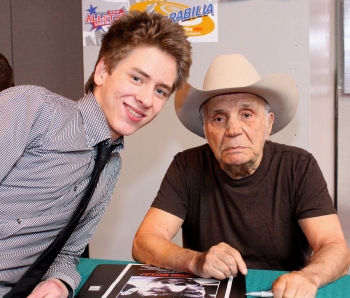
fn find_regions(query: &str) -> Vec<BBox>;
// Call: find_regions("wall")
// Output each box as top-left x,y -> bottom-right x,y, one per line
0,0 -> 84,100
310,0 -> 335,205
336,0 -> 350,252
0,0 -> 12,61
89,0 -> 317,261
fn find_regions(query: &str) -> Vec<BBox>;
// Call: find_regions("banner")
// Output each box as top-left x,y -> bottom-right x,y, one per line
82,0 -> 218,46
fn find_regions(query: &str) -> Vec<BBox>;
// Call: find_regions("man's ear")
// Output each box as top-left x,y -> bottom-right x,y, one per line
267,112 -> 274,136
94,59 -> 107,86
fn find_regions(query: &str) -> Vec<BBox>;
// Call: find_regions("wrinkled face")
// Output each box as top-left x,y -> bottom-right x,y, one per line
139,278 -> 206,297
93,46 -> 177,141
202,93 -> 274,176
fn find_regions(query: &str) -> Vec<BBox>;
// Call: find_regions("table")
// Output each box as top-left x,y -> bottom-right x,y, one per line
76,258 -> 350,297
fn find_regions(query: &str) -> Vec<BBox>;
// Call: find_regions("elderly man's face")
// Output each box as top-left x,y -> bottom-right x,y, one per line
202,93 -> 274,179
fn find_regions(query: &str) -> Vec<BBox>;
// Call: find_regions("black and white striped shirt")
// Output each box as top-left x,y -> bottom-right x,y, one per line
0,85 -> 124,296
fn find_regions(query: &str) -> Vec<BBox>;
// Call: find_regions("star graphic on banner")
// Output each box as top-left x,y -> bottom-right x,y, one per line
86,4 -> 102,31
94,24 -> 104,32
86,4 -> 97,15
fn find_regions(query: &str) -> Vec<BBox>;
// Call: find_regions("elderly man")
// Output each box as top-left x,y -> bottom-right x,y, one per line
132,54 -> 350,298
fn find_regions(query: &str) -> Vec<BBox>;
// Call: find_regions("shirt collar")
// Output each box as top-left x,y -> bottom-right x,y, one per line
77,92 -> 124,151
103,137 -> 124,153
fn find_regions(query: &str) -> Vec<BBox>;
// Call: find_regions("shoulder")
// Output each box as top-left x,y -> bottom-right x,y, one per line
267,141 -> 313,160
265,141 -> 320,175
174,144 -> 211,163
163,144 -> 211,176
176,143 -> 210,156
3,85 -> 55,99
1,85 -> 76,108
1,85 -> 45,104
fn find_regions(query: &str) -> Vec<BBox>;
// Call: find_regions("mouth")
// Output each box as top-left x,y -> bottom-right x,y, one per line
125,104 -> 144,119
225,146 -> 244,151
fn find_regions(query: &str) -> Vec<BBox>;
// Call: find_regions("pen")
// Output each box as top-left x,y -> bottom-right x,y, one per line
245,291 -> 273,297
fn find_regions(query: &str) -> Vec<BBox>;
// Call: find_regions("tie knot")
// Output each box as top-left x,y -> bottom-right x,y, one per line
96,141 -> 115,164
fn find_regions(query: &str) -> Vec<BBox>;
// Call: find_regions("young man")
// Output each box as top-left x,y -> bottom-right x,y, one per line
0,10 -> 192,298
132,54 -> 350,298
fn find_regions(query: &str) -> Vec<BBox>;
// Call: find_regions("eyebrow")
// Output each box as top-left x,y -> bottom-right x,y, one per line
132,67 -> 173,93
239,102 -> 258,108
207,102 -> 259,115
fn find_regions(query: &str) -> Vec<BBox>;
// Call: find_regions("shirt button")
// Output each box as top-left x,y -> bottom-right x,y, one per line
74,186 -> 78,191
17,219 -> 22,224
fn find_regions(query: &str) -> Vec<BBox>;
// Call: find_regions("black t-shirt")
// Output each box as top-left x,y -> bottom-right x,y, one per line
151,141 -> 336,271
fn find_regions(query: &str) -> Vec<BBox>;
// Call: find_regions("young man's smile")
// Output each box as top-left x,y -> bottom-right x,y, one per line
124,103 -> 145,121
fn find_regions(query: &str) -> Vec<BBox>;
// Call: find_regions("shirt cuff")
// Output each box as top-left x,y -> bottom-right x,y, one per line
59,279 -> 73,298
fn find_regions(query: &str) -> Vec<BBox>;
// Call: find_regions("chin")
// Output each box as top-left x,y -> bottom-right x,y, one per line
112,124 -> 141,137
121,127 -> 141,137
223,156 -> 248,165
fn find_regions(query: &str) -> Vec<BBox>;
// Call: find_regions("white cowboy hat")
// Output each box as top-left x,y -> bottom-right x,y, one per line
174,54 -> 299,138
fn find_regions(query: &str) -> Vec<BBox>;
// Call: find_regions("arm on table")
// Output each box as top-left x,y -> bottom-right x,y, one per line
272,214 -> 350,298
42,193 -> 115,296
132,207 -> 247,280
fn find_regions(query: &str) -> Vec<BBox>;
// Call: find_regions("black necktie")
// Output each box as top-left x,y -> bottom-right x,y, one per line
5,141 -> 115,298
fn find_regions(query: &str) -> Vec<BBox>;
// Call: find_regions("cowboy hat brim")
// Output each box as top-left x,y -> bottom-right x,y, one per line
175,73 -> 299,138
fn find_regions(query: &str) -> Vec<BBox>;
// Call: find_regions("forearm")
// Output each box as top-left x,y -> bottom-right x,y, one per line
273,215 -> 350,297
132,233 -> 200,275
300,241 -> 350,288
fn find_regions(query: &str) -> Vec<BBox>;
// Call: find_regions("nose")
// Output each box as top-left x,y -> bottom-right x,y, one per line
136,86 -> 153,108
225,118 -> 243,137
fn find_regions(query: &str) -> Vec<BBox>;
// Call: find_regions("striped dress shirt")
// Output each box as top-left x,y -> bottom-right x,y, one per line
0,85 -> 124,296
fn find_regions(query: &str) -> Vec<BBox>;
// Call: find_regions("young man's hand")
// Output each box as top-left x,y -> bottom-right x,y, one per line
27,278 -> 70,298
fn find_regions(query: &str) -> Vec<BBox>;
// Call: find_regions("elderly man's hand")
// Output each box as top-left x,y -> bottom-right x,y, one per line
192,242 -> 248,279
27,278 -> 69,298
272,271 -> 318,298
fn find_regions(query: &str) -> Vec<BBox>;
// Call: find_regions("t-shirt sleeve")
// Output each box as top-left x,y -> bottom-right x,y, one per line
294,153 -> 336,219
151,152 -> 190,220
